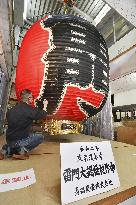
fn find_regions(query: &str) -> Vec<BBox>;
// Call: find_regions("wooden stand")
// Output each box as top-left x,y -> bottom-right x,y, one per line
0,134 -> 136,205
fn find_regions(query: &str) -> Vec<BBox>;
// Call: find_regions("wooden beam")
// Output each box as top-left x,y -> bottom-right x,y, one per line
14,0 -> 24,26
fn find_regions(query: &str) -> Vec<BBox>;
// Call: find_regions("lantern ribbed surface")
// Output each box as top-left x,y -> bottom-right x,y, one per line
16,15 -> 109,121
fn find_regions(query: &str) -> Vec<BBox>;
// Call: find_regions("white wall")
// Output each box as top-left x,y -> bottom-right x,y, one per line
110,73 -> 136,94
108,28 -> 136,61
114,89 -> 136,107
109,47 -> 136,80
109,29 -> 136,106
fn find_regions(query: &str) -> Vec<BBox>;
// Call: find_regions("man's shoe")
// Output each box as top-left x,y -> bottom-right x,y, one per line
12,153 -> 29,160
0,152 -> 4,160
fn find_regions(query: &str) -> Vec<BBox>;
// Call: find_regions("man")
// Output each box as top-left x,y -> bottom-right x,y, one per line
0,89 -> 47,160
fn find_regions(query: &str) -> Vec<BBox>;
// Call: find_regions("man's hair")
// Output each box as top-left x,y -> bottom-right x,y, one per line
20,89 -> 32,100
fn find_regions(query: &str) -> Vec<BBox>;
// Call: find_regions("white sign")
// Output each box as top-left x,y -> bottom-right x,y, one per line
60,141 -> 120,205
0,168 -> 36,192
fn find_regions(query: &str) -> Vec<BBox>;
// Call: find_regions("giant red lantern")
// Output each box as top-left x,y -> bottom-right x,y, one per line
16,15 -> 109,121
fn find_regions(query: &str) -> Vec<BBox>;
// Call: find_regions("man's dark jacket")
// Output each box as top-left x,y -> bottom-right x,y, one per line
6,102 -> 47,143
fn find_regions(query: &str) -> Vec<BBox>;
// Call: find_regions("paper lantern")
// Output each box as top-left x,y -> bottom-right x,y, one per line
16,15 -> 109,121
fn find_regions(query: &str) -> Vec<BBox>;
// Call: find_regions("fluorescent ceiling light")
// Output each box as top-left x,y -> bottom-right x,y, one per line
13,0 -> 14,10
23,0 -> 30,21
94,4 -> 111,26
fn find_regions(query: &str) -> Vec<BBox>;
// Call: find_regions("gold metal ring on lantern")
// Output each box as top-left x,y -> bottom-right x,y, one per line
42,120 -> 82,135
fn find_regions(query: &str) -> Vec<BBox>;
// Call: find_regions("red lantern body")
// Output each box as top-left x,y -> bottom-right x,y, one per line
16,15 -> 109,121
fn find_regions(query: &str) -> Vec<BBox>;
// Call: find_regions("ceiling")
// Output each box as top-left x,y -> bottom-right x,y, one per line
14,0 -> 107,25
13,0 -> 134,49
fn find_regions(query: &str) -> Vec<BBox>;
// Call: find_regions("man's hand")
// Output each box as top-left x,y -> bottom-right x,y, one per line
43,99 -> 48,111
